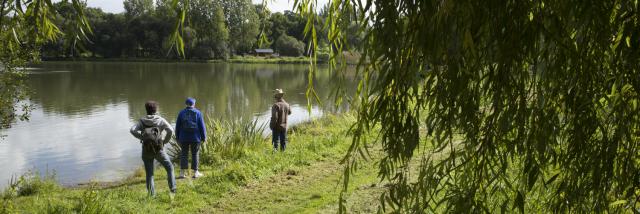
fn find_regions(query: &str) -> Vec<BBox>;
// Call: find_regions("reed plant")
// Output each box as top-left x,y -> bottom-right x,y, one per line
201,117 -> 267,163
166,116 -> 267,165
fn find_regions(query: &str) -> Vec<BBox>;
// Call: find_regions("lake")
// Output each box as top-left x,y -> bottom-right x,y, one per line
0,62 -> 354,189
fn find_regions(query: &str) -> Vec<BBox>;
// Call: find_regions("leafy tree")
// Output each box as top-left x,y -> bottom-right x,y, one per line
283,11 -> 306,42
220,0 -> 259,54
188,0 -> 229,59
274,34 -> 304,57
92,13 -> 134,57
267,12 -> 289,45
127,14 -> 167,57
294,0 -> 640,213
123,0 -> 154,19
155,0 -> 177,20
40,1 -> 96,58
254,3 -> 271,49
208,4 -> 230,59
155,0 -> 180,57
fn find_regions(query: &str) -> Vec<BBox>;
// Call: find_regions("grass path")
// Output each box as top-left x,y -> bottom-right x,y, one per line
205,150 -> 386,213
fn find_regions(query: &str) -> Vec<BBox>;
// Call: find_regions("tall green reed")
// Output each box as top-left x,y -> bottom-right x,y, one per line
167,116 -> 267,165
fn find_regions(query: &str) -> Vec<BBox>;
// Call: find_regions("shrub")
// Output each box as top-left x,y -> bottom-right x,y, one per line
274,34 -> 305,57
190,45 -> 215,59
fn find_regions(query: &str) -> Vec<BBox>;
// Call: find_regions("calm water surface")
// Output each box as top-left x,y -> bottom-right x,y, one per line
0,62 -> 354,189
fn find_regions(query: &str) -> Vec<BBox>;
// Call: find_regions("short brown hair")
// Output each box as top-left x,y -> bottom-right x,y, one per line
145,101 -> 158,115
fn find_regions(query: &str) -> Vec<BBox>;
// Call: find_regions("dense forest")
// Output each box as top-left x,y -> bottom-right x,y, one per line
41,0 -> 362,60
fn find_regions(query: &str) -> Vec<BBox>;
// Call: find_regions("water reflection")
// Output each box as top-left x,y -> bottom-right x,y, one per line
0,62 -> 354,189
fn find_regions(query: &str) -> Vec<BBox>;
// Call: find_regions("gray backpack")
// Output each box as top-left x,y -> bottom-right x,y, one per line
140,120 -> 163,151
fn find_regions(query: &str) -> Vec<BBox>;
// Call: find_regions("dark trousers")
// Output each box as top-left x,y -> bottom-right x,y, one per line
142,148 -> 176,196
179,141 -> 201,170
272,129 -> 287,151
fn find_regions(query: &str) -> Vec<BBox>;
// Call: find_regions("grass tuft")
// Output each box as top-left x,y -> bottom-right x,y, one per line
2,170 -> 59,199
72,184 -> 114,214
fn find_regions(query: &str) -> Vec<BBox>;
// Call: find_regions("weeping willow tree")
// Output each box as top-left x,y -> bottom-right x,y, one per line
291,0 -> 640,212
0,0 -> 90,129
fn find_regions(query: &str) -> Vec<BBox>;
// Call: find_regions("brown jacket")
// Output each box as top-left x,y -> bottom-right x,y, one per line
270,99 -> 291,131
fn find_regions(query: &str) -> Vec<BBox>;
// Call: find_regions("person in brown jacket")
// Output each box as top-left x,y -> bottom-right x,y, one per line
270,89 -> 291,152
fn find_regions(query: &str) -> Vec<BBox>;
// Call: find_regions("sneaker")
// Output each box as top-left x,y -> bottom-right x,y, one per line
178,169 -> 187,179
193,170 -> 204,178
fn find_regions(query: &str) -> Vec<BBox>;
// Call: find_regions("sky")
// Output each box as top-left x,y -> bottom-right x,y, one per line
85,0 -> 330,14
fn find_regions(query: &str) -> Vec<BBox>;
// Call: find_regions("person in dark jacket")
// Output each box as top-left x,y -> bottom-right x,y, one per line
129,101 -> 176,196
175,97 -> 206,178
270,89 -> 291,152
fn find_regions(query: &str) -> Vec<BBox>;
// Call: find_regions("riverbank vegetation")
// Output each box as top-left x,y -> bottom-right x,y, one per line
0,114 -> 379,213
41,0 -> 363,61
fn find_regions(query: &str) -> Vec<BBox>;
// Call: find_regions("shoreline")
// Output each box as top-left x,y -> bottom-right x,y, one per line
40,56 -> 328,64
1,114 -> 368,213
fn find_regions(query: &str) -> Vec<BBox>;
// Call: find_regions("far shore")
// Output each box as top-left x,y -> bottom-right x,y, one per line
41,52 -> 362,65
41,56 -> 327,64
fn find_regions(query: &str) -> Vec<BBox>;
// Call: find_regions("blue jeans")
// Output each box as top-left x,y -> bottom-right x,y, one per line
272,129 -> 286,151
179,141 -> 201,170
141,148 -> 176,196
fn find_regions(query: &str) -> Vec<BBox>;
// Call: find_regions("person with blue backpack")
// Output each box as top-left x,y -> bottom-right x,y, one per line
129,101 -> 176,196
175,97 -> 206,179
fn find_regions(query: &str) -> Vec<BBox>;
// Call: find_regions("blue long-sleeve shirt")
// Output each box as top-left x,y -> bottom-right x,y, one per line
175,107 -> 206,143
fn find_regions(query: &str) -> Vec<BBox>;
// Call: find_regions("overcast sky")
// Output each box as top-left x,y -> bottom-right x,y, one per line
85,0 -> 329,14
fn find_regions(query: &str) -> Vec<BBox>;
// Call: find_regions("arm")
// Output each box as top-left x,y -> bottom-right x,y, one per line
287,103 -> 292,115
270,104 -> 279,130
175,111 -> 182,141
129,121 -> 143,140
198,111 -> 206,142
161,118 -> 174,144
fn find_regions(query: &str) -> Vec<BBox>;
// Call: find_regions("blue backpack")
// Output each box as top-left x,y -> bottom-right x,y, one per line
181,109 -> 198,132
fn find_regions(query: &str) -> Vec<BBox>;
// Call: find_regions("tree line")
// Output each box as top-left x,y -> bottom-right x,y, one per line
42,0 -> 362,60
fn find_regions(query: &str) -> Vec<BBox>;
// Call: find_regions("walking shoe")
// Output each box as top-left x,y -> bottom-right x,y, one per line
193,170 -> 204,178
178,169 -> 187,179
169,190 -> 176,200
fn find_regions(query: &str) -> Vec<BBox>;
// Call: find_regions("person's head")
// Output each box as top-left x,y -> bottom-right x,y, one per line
274,89 -> 284,99
185,97 -> 196,107
145,101 -> 158,115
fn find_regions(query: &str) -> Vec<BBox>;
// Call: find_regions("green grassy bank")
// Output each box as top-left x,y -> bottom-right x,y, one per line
0,114 -> 375,213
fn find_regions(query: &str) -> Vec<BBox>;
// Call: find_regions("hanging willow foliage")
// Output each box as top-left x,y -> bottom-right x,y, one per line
293,0 -> 640,212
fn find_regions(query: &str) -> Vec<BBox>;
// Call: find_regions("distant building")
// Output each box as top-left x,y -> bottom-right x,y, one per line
254,49 -> 274,57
